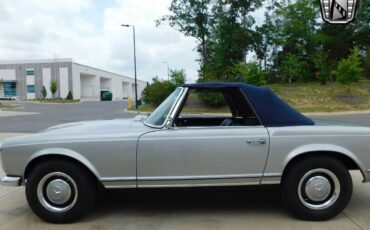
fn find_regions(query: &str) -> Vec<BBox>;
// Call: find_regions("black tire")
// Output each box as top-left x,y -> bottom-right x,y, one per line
26,159 -> 97,223
281,156 -> 352,221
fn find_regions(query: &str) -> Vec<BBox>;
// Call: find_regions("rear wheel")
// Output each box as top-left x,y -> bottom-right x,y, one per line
26,160 -> 97,223
282,156 -> 352,220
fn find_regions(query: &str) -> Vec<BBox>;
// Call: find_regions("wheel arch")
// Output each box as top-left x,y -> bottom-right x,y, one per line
282,149 -> 366,182
24,148 -> 101,184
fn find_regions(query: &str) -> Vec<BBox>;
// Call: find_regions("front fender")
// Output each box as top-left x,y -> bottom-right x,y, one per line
25,148 -> 100,179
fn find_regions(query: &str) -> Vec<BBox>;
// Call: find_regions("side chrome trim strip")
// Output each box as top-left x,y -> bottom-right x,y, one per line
138,176 -> 261,188
138,174 -> 262,181
260,176 -> 282,185
139,181 -> 259,188
101,177 -> 136,189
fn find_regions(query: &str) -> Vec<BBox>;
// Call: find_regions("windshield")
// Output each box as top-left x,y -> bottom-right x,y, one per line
145,87 -> 183,127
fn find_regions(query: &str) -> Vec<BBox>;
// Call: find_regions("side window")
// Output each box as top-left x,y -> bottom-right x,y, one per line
174,88 -> 260,127
179,90 -> 232,118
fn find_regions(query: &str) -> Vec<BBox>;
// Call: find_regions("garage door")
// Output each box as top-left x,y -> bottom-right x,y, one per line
82,86 -> 94,97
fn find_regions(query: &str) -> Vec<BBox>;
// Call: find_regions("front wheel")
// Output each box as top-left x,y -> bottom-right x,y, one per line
26,160 -> 97,223
282,156 -> 353,220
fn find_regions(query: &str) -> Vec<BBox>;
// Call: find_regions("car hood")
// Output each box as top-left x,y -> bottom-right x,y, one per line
40,115 -> 149,134
1,115 -> 154,148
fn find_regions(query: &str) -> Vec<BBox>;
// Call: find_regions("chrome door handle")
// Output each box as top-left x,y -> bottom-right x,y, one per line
258,139 -> 266,144
246,139 -> 266,145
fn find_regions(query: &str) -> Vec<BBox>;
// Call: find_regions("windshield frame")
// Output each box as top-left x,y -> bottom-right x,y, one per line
144,87 -> 186,129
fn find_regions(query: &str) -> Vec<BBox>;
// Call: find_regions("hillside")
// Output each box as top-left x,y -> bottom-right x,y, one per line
270,81 -> 370,113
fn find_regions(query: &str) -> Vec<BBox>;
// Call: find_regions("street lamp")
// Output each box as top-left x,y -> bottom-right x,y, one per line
121,24 -> 138,109
163,61 -> 170,81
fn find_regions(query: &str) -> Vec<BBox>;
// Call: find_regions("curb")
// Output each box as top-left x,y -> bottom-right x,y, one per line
305,110 -> 370,116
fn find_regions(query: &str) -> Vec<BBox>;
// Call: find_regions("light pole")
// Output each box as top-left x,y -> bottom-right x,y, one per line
163,61 -> 170,81
121,24 -> 138,109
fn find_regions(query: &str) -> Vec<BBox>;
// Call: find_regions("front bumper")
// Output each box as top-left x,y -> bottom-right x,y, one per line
1,176 -> 21,187
366,169 -> 370,183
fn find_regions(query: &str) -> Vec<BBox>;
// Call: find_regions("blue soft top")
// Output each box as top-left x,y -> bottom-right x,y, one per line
184,82 -> 315,127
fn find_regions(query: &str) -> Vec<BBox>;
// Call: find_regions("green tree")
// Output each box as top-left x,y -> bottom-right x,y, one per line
41,86 -> 47,98
365,49 -> 370,79
273,0 -> 320,81
142,77 -> 176,106
314,51 -> 331,84
50,80 -> 58,98
161,0 -> 263,81
66,91 -> 73,100
336,47 -> 364,89
157,0 -> 213,64
170,69 -> 187,86
231,62 -> 266,86
279,53 -> 305,83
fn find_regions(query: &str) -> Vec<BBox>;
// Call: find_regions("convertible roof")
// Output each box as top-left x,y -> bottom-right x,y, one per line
183,82 -> 315,127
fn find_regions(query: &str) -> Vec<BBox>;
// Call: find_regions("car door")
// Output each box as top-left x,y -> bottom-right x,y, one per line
137,126 -> 269,187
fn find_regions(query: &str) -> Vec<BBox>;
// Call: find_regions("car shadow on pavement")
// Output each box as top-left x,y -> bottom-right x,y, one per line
87,185 -> 288,220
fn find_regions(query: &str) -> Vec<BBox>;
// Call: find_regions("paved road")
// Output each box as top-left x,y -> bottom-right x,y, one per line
0,101 -> 136,133
0,101 -> 369,133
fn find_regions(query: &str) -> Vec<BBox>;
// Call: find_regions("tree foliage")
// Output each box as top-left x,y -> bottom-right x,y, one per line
50,80 -> 58,98
279,53 -> 306,83
66,91 -> 73,100
41,86 -> 47,98
169,69 -> 187,86
160,0 -> 369,89
230,62 -> 266,86
336,48 -> 364,86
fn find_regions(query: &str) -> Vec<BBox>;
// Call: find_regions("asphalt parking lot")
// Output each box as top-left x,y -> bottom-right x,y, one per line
0,101 -> 369,133
0,101 -> 135,133
0,102 -> 370,229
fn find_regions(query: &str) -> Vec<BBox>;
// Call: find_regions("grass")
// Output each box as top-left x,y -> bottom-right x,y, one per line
269,81 -> 370,113
27,99 -> 80,104
129,80 -> 370,114
0,103 -> 23,110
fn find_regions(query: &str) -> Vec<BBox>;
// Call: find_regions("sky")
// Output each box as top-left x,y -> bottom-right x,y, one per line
0,0 -> 264,83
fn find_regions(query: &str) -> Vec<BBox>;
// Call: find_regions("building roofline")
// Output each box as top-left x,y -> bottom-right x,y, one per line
73,62 -> 147,84
0,58 -> 73,65
0,58 -> 147,84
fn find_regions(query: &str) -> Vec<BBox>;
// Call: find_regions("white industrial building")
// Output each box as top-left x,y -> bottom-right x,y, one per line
0,58 -> 147,101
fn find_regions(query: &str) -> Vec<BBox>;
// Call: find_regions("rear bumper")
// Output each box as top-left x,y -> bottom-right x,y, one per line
1,176 -> 21,187
366,169 -> 370,183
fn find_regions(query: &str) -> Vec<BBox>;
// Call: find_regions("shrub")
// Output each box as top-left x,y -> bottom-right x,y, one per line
142,77 -> 176,106
336,47 -> 363,86
196,72 -> 227,106
231,62 -> 266,86
279,53 -> 306,83
41,86 -> 47,98
66,91 -> 73,100
50,80 -> 58,98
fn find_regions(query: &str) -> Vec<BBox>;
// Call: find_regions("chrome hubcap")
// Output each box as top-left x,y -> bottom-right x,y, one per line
46,179 -> 72,205
298,168 -> 340,210
305,176 -> 331,202
37,172 -> 78,213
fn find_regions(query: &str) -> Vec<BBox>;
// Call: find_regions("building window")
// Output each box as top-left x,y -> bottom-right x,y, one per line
26,69 -> 35,76
4,82 -> 16,97
27,85 -> 35,93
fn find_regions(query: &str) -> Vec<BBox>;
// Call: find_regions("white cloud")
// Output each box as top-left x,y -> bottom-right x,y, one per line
0,0 -> 200,82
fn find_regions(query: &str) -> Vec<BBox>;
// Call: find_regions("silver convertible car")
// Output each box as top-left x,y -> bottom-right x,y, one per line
1,82 -> 370,223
